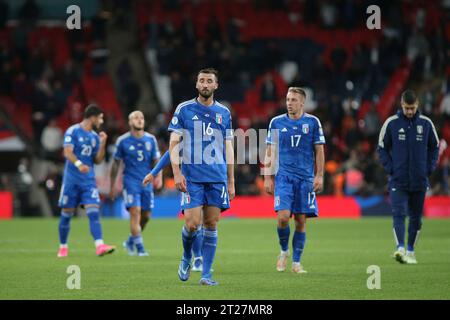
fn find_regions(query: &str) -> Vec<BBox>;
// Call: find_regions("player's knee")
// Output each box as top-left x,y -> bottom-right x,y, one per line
203,220 -> 217,229
295,222 -> 306,232
62,208 -> 75,215
185,222 -> 198,232
141,211 -> 151,221
203,215 -> 219,229
278,216 -> 290,227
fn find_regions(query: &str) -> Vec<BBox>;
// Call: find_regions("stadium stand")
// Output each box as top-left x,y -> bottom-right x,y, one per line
0,0 -> 449,217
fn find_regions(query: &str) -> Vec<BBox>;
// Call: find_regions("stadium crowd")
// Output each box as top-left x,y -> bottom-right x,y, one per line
0,0 -> 449,217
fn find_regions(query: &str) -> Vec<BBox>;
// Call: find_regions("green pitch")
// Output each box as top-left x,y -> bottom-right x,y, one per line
0,217 -> 449,299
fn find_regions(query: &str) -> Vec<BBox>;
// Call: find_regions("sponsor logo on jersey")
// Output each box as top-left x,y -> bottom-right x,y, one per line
398,128 -> 405,133
281,128 -> 288,132
192,115 -> 199,120
129,145 -> 135,150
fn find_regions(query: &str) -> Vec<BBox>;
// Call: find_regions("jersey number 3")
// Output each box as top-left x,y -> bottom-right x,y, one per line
137,150 -> 144,161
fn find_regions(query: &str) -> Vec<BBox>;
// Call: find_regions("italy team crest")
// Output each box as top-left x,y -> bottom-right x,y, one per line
215,113 -> 222,124
302,124 -> 309,134
417,125 -> 423,134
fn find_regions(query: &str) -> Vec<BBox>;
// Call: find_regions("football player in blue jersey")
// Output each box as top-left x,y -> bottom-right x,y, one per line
167,68 -> 235,286
264,87 -> 325,273
110,111 -> 162,256
57,104 -> 116,257
143,151 -> 205,272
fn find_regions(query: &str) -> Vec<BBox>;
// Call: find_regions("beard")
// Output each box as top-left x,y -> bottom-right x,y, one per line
199,89 -> 213,99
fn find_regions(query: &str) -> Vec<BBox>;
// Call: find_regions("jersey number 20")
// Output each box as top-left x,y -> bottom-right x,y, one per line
81,145 -> 92,156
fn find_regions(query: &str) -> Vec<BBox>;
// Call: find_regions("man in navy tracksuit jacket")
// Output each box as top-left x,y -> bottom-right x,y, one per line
377,90 -> 439,264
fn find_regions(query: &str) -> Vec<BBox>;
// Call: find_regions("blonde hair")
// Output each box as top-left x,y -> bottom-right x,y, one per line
128,110 -> 144,120
288,87 -> 306,98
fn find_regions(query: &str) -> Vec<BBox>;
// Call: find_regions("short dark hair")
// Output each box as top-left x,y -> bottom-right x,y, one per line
84,104 -> 103,119
401,89 -> 418,105
197,68 -> 219,82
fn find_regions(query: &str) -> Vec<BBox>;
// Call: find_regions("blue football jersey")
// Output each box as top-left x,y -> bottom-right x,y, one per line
266,113 -> 325,181
168,98 -> 233,183
114,132 -> 161,184
62,124 -> 100,185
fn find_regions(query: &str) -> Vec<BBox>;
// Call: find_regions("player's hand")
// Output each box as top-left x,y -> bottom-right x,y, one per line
153,174 -> 163,190
264,176 -> 274,195
109,189 -> 116,200
174,173 -> 187,193
313,175 -> 324,193
142,173 -> 154,186
228,181 -> 235,201
99,131 -> 108,145
78,164 -> 90,174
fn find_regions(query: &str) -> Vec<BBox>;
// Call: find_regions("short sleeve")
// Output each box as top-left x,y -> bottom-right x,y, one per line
168,106 -> 185,134
225,111 -> 233,140
113,139 -> 123,160
151,136 -> 161,160
63,129 -> 75,147
266,118 -> 277,145
313,118 -> 326,145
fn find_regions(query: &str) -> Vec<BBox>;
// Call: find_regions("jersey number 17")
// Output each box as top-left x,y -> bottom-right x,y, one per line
290,135 -> 301,147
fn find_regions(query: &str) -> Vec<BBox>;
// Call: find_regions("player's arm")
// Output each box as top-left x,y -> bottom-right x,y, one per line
314,144 -> 325,193
226,139 -> 235,200
377,121 -> 393,175
169,132 -> 187,192
143,151 -> 170,186
109,158 -> 121,199
427,121 -> 440,175
64,145 -> 89,173
151,156 -> 163,190
94,132 -> 108,164
263,144 -> 275,195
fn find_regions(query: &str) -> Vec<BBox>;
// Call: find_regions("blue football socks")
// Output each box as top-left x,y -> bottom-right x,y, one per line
58,211 -> 72,245
192,225 -> 203,258
292,231 -> 306,263
277,226 -> 290,252
86,206 -> 103,241
201,228 -> 218,279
